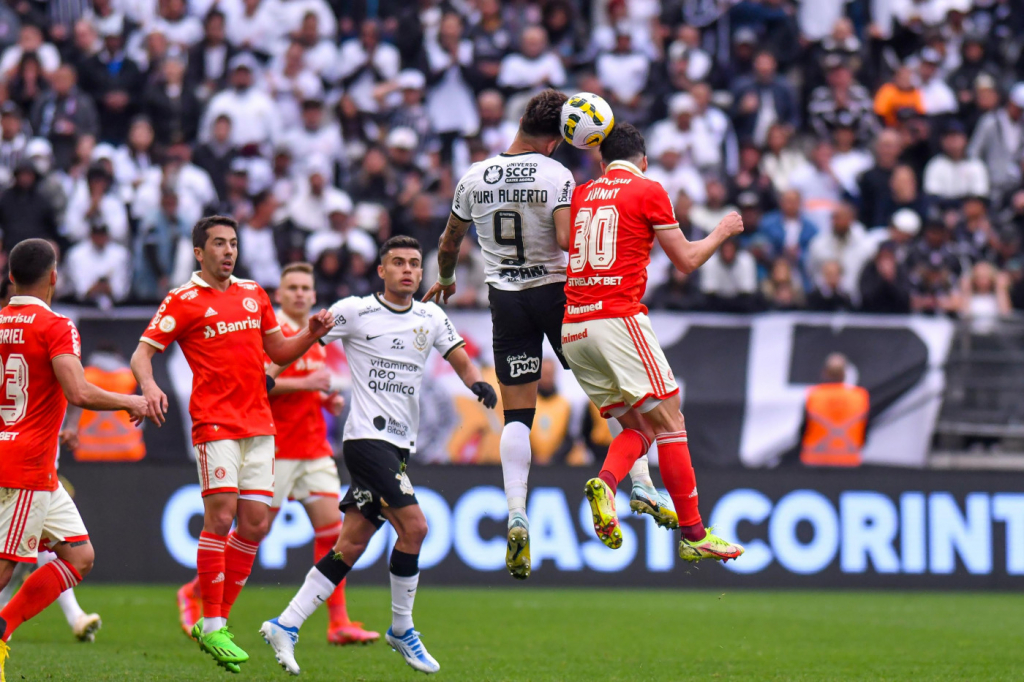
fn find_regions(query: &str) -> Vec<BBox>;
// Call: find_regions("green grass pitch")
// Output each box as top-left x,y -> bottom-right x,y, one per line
5,585 -> 1024,681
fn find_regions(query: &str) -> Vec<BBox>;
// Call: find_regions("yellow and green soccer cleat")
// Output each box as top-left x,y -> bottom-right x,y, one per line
191,620 -> 245,673
678,528 -> 745,563
0,638 -> 9,682
629,485 -> 679,529
505,516 -> 531,580
585,478 -> 622,549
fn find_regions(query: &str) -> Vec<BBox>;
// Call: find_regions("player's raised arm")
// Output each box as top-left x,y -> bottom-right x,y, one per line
130,341 -> 168,426
657,211 -> 745,274
445,346 -> 497,409
263,308 -> 335,365
55,354 -> 151,425
423,212 -> 472,304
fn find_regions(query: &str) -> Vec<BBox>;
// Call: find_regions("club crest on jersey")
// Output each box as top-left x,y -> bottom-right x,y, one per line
242,298 -> 259,313
159,315 -> 176,333
26,536 -> 36,551
413,326 -> 429,351
214,467 -> 226,480
507,353 -> 541,378
396,471 -> 415,496
483,165 -> 503,184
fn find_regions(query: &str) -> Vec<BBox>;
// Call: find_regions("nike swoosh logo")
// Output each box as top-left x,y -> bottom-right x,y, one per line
366,334 -> 386,340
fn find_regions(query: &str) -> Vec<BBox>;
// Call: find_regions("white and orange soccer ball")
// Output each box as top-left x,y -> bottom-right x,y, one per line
560,92 -> 615,149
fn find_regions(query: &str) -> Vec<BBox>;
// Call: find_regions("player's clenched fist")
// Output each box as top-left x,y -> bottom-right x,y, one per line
125,394 -> 154,426
307,309 -> 335,338
716,211 -> 744,237
141,382 -> 168,426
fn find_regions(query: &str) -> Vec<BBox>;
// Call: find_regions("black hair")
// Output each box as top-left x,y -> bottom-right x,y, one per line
192,214 -> 238,249
8,238 -> 56,286
521,89 -> 568,138
599,121 -> 646,164
378,235 -> 422,262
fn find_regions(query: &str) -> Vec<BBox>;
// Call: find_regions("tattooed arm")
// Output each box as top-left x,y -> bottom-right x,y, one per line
422,211 -> 472,304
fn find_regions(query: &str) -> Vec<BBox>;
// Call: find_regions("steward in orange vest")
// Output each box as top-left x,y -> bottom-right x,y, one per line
73,350 -> 146,462
800,353 -> 869,467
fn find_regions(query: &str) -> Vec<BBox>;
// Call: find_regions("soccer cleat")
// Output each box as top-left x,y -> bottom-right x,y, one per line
0,638 -> 8,682
260,618 -> 300,675
585,478 -> 622,549
327,621 -> 380,645
191,620 -> 243,673
629,485 -> 679,529
72,613 -> 102,642
505,515 -> 531,580
177,579 -> 202,637
386,627 -> 440,674
678,528 -> 745,563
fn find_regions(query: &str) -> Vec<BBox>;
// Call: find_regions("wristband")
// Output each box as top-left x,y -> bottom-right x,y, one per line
437,273 -> 456,286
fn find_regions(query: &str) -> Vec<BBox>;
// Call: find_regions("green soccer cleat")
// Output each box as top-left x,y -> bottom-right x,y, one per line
191,619 -> 247,673
678,528 -> 745,563
505,515 -> 531,580
629,485 -> 679,529
585,478 -> 622,549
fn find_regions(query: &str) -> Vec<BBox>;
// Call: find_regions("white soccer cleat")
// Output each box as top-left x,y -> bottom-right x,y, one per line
386,627 -> 440,674
73,613 -> 102,642
260,618 -> 301,675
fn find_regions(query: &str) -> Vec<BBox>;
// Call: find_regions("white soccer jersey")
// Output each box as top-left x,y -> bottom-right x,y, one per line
451,152 -> 575,291
320,293 -> 464,452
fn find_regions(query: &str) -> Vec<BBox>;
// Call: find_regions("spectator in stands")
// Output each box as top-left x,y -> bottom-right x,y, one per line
691,81 -> 738,177
7,53 -> 46,117
30,65 -> 99,172
807,260 -> 853,311
948,34 -> 999,117
142,50 -> 200,146
386,71 -> 436,159
134,187 -> 188,301
0,25 -> 60,78
65,162 -> 128,244
149,0 -> 202,49
873,64 -> 924,127
425,13 -> 479,159
200,53 -> 280,148
497,25 -> 567,95
24,139 -> 67,227
915,47 -> 957,116
288,11 -> 337,80
186,9 -> 235,102
280,91 -> 344,184
789,139 -> 842,232
807,202 -> 876,301
761,257 -> 805,310
78,17 -> 142,143
0,161 -> 59,254
968,82 -> 1024,204
648,92 -> 712,171
467,0 -> 511,91
477,90 -> 518,157
880,164 -> 930,230
65,223 -> 130,308
595,27 -> 651,126
425,236 -> 488,308
959,261 -> 1012,334
808,56 -> 876,144
907,220 -> 962,315
192,115 -> 236,201
645,140 -> 706,207
689,176 -> 736,238
700,237 -> 759,312
237,190 -> 282,290
857,129 -> 904,228
953,196 -> 1005,265
113,116 -> 155,195
923,121 -> 989,203
761,123 -> 808,193
759,188 -> 818,284
0,102 -> 28,182
288,155 -> 350,233
731,51 -> 799,146
648,266 -> 704,311
860,242 -> 913,314
336,20 -> 401,115
830,119 -> 873,197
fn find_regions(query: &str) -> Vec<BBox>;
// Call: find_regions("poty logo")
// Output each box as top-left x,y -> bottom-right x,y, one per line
507,353 -> 540,378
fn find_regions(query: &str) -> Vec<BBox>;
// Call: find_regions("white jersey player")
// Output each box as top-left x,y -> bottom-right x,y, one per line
261,236 -> 496,677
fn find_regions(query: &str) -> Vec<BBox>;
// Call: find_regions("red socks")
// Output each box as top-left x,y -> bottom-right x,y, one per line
656,431 -> 706,540
197,531 -> 227,620
221,532 -> 259,619
314,521 -> 349,626
598,429 -> 650,491
0,559 -> 80,640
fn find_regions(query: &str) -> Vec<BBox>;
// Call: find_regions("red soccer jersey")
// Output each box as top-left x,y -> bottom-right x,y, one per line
267,314 -> 331,461
564,160 -> 679,323
140,273 -> 280,445
0,296 -> 81,491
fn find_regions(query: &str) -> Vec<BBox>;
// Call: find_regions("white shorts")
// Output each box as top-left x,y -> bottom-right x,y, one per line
195,435 -> 275,504
0,483 -> 88,563
271,457 -> 342,509
561,313 -> 680,419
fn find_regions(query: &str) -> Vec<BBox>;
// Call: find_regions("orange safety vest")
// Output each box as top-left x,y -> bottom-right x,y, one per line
800,383 -> 869,467
73,367 -> 146,462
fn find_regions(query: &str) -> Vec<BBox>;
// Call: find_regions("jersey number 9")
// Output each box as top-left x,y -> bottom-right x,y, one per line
494,210 -> 526,266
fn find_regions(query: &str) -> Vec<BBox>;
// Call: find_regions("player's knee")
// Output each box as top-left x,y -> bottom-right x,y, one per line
205,508 -> 236,536
403,516 -> 428,548
238,516 -> 271,542
69,544 -> 95,578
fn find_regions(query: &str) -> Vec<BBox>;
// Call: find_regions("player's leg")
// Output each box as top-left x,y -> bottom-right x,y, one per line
261,512 -> 378,675
381,503 -> 439,674
35,550 -> 100,642
626,454 -> 679,529
489,285 -> 544,579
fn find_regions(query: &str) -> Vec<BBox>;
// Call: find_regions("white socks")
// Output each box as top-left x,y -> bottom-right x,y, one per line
629,455 -> 655,491
390,572 -> 419,636
204,616 -> 226,634
278,567 -> 336,630
500,421 -> 532,521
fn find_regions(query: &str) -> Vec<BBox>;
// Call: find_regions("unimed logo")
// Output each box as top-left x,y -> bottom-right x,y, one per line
160,486 -> 1024,577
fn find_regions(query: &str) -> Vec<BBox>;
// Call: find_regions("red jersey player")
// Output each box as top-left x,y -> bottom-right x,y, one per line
175,263 -> 377,645
561,123 -> 745,564
0,239 -> 150,678
131,216 -> 334,673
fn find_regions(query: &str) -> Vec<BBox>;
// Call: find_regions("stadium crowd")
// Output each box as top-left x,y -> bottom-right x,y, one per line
0,0 -> 1022,329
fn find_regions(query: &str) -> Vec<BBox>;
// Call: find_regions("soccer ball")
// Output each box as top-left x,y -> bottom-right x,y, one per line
560,92 -> 615,149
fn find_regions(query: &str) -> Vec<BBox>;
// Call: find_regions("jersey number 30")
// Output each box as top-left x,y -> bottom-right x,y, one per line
0,354 -> 28,426
570,206 -> 619,272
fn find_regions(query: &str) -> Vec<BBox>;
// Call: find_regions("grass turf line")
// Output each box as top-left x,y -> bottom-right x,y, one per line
4,585 -> 1023,681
